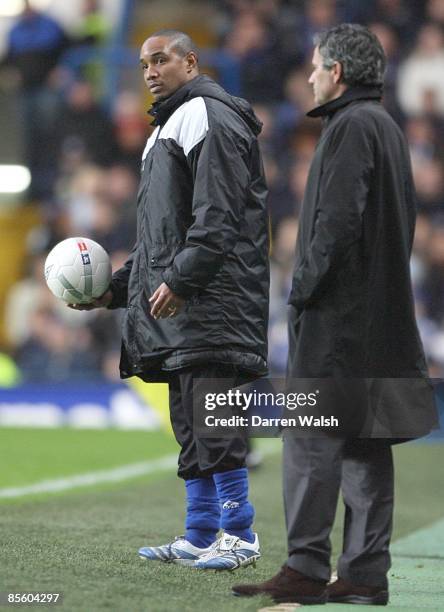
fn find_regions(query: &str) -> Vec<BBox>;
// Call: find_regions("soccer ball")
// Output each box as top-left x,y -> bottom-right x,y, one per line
44,237 -> 112,304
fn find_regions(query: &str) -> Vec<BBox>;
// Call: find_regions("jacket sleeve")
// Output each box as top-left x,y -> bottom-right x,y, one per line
107,244 -> 136,309
162,127 -> 249,298
288,117 -> 374,310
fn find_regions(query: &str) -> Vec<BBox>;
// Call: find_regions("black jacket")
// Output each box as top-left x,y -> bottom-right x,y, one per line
287,87 -> 437,438
110,76 -> 269,381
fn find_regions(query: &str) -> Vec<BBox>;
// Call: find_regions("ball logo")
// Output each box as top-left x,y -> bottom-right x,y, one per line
81,253 -> 91,265
77,241 -> 88,252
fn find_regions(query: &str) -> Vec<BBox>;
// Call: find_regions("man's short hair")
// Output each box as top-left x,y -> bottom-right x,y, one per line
148,29 -> 196,58
315,24 -> 386,88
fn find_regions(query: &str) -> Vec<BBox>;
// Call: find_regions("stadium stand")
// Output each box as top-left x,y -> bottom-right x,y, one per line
0,0 -> 443,381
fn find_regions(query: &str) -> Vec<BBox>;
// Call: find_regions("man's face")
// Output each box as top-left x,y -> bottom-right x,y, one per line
140,36 -> 192,101
308,46 -> 339,106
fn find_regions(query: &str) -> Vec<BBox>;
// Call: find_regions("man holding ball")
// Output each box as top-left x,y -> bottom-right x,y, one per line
73,30 -> 269,570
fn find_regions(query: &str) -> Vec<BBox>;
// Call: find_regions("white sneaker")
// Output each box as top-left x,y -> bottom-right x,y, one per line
138,536 -> 214,566
194,532 -> 260,570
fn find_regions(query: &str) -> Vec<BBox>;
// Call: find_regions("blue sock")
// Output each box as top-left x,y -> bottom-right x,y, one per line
213,468 -> 255,543
185,478 -> 220,548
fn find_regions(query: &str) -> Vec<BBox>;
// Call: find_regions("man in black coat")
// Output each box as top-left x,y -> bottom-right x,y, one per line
72,30 -> 269,570
233,24 -> 437,604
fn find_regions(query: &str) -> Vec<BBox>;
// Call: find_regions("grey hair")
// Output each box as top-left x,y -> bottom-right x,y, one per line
148,29 -> 196,58
314,24 -> 386,87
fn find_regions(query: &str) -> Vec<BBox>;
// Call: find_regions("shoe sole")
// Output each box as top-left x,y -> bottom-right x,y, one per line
197,553 -> 261,571
328,592 -> 389,605
232,591 -> 328,605
172,558 -> 198,567
139,555 -> 197,566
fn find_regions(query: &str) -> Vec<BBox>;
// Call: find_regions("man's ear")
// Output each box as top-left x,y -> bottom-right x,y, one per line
332,61 -> 343,84
186,51 -> 198,72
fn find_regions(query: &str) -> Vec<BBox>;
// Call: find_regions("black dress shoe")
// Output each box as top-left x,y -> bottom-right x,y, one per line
232,564 -> 328,605
328,577 -> 389,605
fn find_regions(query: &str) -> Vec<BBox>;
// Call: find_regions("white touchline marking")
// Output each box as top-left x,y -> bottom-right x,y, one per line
0,455 -> 177,499
0,437 -> 282,500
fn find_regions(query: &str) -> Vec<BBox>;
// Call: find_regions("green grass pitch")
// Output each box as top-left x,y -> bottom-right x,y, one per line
0,428 -> 443,610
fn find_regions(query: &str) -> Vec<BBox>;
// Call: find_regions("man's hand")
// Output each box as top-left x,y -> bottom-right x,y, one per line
149,282 -> 184,319
68,289 -> 113,311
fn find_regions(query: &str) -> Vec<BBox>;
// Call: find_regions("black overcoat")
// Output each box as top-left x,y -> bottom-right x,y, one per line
287,87 -> 437,438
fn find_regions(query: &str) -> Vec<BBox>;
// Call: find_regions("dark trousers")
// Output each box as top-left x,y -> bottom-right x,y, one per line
283,433 -> 394,588
168,364 -> 249,480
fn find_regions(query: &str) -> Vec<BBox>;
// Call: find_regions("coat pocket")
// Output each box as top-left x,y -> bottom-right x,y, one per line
147,243 -> 181,293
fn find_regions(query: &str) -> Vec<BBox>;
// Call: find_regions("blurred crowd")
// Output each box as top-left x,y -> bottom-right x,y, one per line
1,0 -> 444,384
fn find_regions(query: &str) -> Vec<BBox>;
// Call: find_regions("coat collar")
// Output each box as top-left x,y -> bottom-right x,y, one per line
148,76 -> 203,126
307,86 -> 383,119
